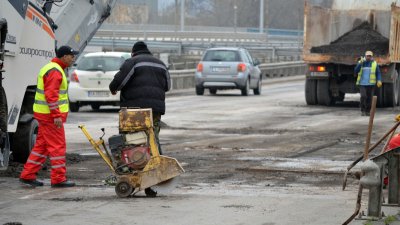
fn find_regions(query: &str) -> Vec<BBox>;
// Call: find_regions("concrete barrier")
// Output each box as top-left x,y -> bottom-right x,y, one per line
169,61 -> 306,90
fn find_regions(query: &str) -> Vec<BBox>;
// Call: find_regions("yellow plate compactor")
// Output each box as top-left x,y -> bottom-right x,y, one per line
79,108 -> 184,198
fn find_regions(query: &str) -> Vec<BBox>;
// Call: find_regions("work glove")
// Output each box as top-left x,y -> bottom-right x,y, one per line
377,81 -> 382,88
395,114 -> 400,122
358,56 -> 365,64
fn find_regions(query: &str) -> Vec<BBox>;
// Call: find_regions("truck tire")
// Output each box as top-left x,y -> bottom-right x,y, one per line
383,71 -> 400,107
11,119 -> 38,163
305,78 -> 317,105
317,79 -> 334,106
0,87 -> 7,137
375,86 -> 384,108
0,86 -> 10,169
383,82 -> 397,107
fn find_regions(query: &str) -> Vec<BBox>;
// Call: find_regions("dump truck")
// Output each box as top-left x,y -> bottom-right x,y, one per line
0,0 -> 116,170
303,0 -> 400,107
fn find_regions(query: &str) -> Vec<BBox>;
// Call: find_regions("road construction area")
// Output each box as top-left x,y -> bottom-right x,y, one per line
1,76 -> 399,225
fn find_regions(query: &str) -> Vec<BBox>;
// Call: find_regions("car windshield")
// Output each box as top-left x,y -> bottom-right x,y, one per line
77,56 -> 126,71
203,50 -> 240,62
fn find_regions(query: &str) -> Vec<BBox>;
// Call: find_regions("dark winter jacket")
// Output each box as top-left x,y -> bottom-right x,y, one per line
109,51 -> 171,114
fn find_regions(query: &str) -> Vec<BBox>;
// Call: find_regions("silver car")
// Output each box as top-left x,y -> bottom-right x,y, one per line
195,47 -> 262,96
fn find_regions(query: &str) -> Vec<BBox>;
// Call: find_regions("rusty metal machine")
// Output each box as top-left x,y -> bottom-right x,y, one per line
79,108 -> 184,198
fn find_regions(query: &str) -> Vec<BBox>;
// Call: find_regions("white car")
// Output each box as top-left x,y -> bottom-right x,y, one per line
68,52 -> 131,112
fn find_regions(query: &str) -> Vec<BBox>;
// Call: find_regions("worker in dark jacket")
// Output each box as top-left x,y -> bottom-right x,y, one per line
109,41 -> 170,154
354,50 -> 382,116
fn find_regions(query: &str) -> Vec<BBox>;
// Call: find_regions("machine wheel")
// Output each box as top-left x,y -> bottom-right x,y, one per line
195,86 -> 204,96
253,78 -> 262,95
241,79 -> 250,96
317,79 -> 334,106
91,103 -> 100,111
69,102 -> 79,112
115,181 -> 134,198
11,119 -> 38,163
209,89 -> 217,95
305,78 -> 317,105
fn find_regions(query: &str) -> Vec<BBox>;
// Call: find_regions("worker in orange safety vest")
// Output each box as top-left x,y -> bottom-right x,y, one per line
19,46 -> 78,188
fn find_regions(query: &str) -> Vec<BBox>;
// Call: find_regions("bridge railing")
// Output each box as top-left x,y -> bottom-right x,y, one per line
169,61 -> 305,90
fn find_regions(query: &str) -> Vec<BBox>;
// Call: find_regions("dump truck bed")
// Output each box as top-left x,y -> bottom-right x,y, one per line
303,1 -> 400,65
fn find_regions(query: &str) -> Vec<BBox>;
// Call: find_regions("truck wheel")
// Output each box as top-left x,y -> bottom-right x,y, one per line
375,85 -> 384,108
383,71 -> 400,107
305,79 -> 317,105
11,119 -> 38,163
69,102 -> 79,112
335,92 -> 345,102
0,86 -> 10,169
317,79 -> 334,106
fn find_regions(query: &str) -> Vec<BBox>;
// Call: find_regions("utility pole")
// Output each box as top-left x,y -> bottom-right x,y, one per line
180,0 -> 185,32
259,0 -> 264,33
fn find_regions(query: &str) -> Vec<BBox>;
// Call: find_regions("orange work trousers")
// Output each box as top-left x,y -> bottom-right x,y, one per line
20,120 -> 67,185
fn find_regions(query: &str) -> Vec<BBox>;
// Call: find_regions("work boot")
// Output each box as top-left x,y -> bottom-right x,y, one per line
51,180 -> 76,188
144,187 -> 157,197
19,178 -> 44,187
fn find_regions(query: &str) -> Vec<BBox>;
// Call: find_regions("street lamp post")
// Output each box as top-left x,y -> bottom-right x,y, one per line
234,5 -> 237,33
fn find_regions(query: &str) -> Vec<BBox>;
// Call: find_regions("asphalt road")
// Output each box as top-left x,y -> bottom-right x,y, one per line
1,76 -> 399,225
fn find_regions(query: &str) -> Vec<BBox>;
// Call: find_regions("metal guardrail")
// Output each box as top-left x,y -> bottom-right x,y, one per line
168,61 -> 305,90
95,30 -> 269,43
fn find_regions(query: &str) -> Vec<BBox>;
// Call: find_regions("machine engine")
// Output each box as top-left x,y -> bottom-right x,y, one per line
108,131 -> 150,173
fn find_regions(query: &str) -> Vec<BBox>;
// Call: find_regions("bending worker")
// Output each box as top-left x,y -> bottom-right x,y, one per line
354,50 -> 382,116
19,46 -> 78,188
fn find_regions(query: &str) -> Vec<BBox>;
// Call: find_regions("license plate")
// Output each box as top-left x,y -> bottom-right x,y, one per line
212,67 -> 229,72
88,91 -> 109,97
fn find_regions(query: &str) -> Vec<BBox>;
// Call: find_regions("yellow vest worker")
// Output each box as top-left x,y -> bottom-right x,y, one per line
20,46 -> 79,188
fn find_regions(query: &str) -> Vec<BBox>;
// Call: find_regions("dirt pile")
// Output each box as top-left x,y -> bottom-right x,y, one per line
310,22 -> 389,56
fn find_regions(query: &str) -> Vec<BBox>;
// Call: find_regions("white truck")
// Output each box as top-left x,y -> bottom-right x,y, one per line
0,0 -> 116,169
303,0 -> 400,107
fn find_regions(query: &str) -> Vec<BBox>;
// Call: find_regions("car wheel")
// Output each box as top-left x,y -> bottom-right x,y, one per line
69,102 -> 79,112
209,89 -> 217,95
196,86 -> 204,95
91,104 -> 100,111
253,78 -> 261,95
241,79 -> 250,96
